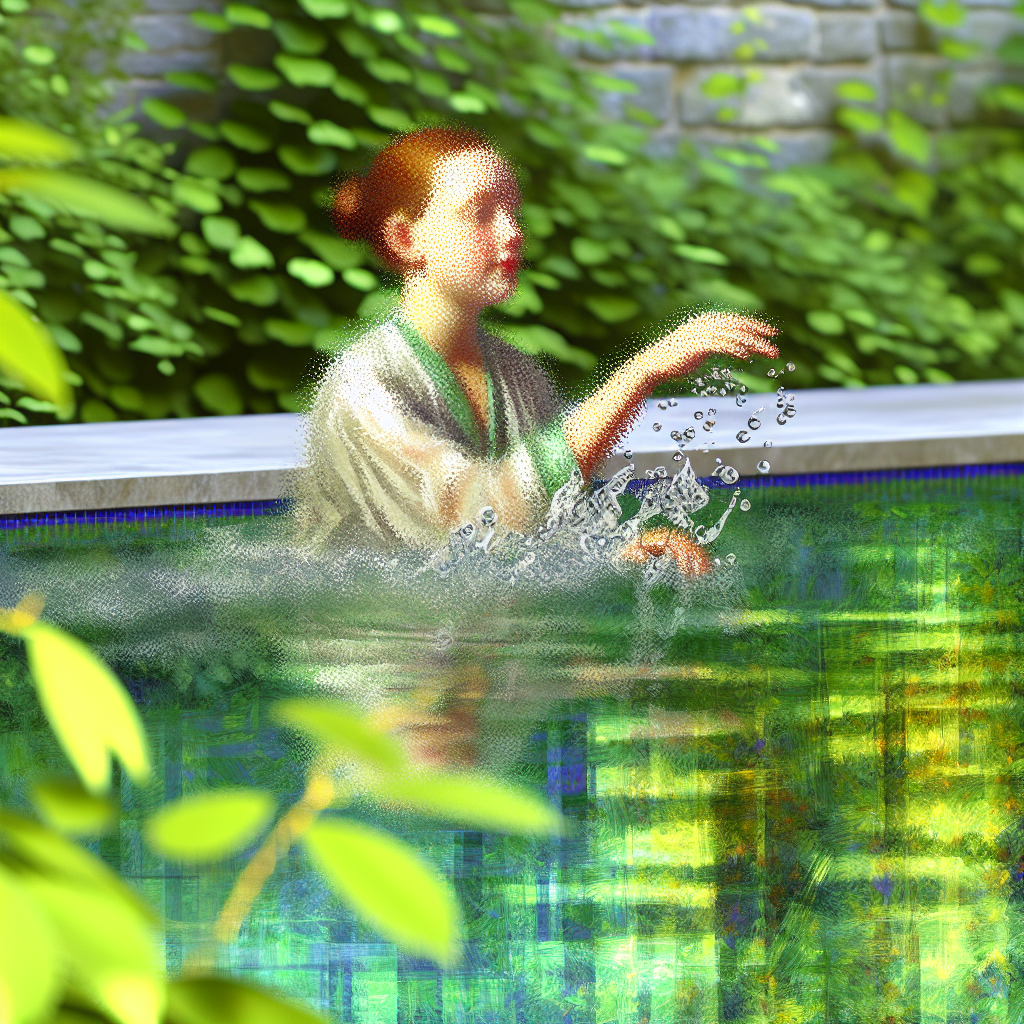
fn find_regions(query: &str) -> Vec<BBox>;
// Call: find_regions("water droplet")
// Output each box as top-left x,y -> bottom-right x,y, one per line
694,411 -> 703,420
682,426 -> 696,441
777,413 -> 788,426
725,553 -> 736,565
767,368 -> 777,377
668,398 -> 678,406
623,449 -> 632,458
670,430 -> 683,442
479,506 -> 496,527
763,440 -> 772,448
784,407 -> 796,418
717,465 -> 740,485
740,498 -> 751,511
736,430 -> 750,443
757,460 -> 771,474
459,522 -> 476,539
740,385 -> 747,393
657,401 -> 667,410
708,408 -> 716,416
673,452 -> 683,461
747,417 -> 760,430
703,420 -> 715,431
786,362 -> 795,372
652,422 -> 662,431
715,457 -> 722,464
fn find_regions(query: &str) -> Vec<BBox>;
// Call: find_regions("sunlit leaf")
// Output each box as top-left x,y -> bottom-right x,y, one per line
371,770 -> 565,836
0,169 -> 175,235
499,323 -> 596,371
272,699 -> 404,770
303,819 -> 461,966
287,257 -> 336,288
413,13 -> 460,37
145,789 -> 274,863
166,978 -> 328,1024
298,0 -> 349,19
584,295 -> 640,323
230,235 -> 275,270
672,243 -> 729,266
886,110 -> 930,165
32,778 -> 116,835
193,373 -> 244,414
21,621 -> 151,794
0,117 -> 78,164
0,865 -> 60,1024
23,874 -> 164,1024
0,292 -> 73,417
806,310 -> 846,336
141,98 -> 187,130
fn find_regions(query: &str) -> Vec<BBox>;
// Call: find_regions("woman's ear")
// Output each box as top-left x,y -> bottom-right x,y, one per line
381,213 -> 422,271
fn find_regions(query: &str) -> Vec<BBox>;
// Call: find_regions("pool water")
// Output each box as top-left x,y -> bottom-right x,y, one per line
1,466 -> 1021,1024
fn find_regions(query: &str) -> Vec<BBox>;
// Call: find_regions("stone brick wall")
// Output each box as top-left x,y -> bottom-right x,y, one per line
123,0 -> 1021,166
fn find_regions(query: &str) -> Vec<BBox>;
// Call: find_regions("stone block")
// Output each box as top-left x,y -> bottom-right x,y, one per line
883,53 -> 950,125
945,11 -> 1023,53
800,65 -> 882,118
130,13 -> 213,51
817,13 -> 877,62
651,4 -> 814,62
679,66 -> 826,127
143,0 -> 217,12
949,66 -> 1024,122
563,10 -> 655,60
600,63 -> 675,121
782,0 -> 874,10
119,47 -> 221,77
880,11 -> 927,51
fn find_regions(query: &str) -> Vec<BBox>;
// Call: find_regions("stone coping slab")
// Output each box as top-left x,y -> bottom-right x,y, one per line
1,380 -> 1021,513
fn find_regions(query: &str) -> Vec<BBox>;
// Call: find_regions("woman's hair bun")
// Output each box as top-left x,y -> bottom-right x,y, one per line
331,176 -> 366,240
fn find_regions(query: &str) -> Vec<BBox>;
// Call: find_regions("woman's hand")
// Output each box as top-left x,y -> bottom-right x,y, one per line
636,312 -> 779,388
618,527 -> 713,576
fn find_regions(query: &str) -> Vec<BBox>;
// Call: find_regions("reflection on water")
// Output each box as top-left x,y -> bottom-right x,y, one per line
1,467 -> 1021,1023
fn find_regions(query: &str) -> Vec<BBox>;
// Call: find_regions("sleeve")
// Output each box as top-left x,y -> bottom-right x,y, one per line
303,356 -> 579,548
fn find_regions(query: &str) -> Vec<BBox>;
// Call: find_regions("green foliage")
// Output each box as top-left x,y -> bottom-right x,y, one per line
0,599 -> 566,1022
303,817 -> 462,966
0,0 -> 1021,426
144,789 -> 276,862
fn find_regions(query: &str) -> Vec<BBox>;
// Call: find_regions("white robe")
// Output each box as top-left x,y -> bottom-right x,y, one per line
295,312 -> 580,549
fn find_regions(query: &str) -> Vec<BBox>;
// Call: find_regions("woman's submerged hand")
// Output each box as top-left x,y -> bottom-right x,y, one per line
639,312 -> 779,387
618,527 -> 714,576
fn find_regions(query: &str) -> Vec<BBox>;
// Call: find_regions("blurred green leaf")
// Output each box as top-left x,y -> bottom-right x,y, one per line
193,373 -> 244,413
306,120 -> 357,149
0,865 -> 61,1024
287,257 -> 336,287
835,81 -> 876,103
837,107 -> 883,133
497,323 -> 597,372
166,978 -> 328,1024
230,235 -> 275,269
274,54 -> 336,87
919,0 -> 964,27
141,98 -> 187,129
806,310 -> 846,336
304,819 -> 461,966
219,121 -> 274,153
0,291 -> 73,416
272,699 -> 405,770
249,201 -> 307,234
227,64 -> 282,91
299,231 -> 363,270
31,779 -> 116,836
145,789 -> 275,863
184,146 -> 237,180
298,0 -> 349,19
673,243 -> 729,266
0,117 -> 78,164
371,770 -> 565,836
201,215 -> 242,250
277,143 -> 336,176
19,621 -> 150,794
1,169 -> 176,234
225,2 -> 272,28
414,13 -> 460,38
23,875 -> 164,1024
887,110 -> 931,165
584,295 -> 640,323
237,167 -> 291,193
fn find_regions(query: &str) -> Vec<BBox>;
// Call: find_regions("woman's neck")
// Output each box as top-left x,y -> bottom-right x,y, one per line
401,276 -> 483,368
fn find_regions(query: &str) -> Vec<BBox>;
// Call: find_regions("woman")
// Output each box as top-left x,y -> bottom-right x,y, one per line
299,128 -> 778,566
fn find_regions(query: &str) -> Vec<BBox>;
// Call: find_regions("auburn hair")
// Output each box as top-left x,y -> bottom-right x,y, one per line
331,127 -> 495,272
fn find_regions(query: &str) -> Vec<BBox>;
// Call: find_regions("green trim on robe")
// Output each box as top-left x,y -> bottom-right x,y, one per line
393,311 -> 498,458
521,417 -> 579,499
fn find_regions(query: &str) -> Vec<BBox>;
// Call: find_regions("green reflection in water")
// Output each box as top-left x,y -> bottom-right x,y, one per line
1,469 -> 1021,1023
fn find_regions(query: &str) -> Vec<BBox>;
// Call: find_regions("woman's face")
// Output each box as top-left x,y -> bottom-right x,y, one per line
392,148 -> 523,309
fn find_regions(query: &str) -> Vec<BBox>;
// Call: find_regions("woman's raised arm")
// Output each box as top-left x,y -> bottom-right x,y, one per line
563,312 -> 779,480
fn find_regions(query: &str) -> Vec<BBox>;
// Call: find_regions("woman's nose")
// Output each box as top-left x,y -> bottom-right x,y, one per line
498,209 -> 523,250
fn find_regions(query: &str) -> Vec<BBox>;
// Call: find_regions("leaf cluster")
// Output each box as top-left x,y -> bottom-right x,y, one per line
0,0 -> 1021,425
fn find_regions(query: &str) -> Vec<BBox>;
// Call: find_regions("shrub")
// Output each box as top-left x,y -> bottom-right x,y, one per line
0,0 -> 1021,424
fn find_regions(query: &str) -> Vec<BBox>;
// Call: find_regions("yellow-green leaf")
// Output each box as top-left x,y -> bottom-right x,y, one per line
23,874 -> 164,1024
0,291 -> 73,417
22,621 -> 151,794
145,789 -> 275,863
0,865 -> 61,1024
304,819 -> 461,966
0,169 -> 175,235
886,110 -> 930,165
272,699 -> 404,770
32,779 -> 116,836
166,978 -> 328,1024
672,243 -> 729,266
371,770 -> 564,836
0,117 -> 78,164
